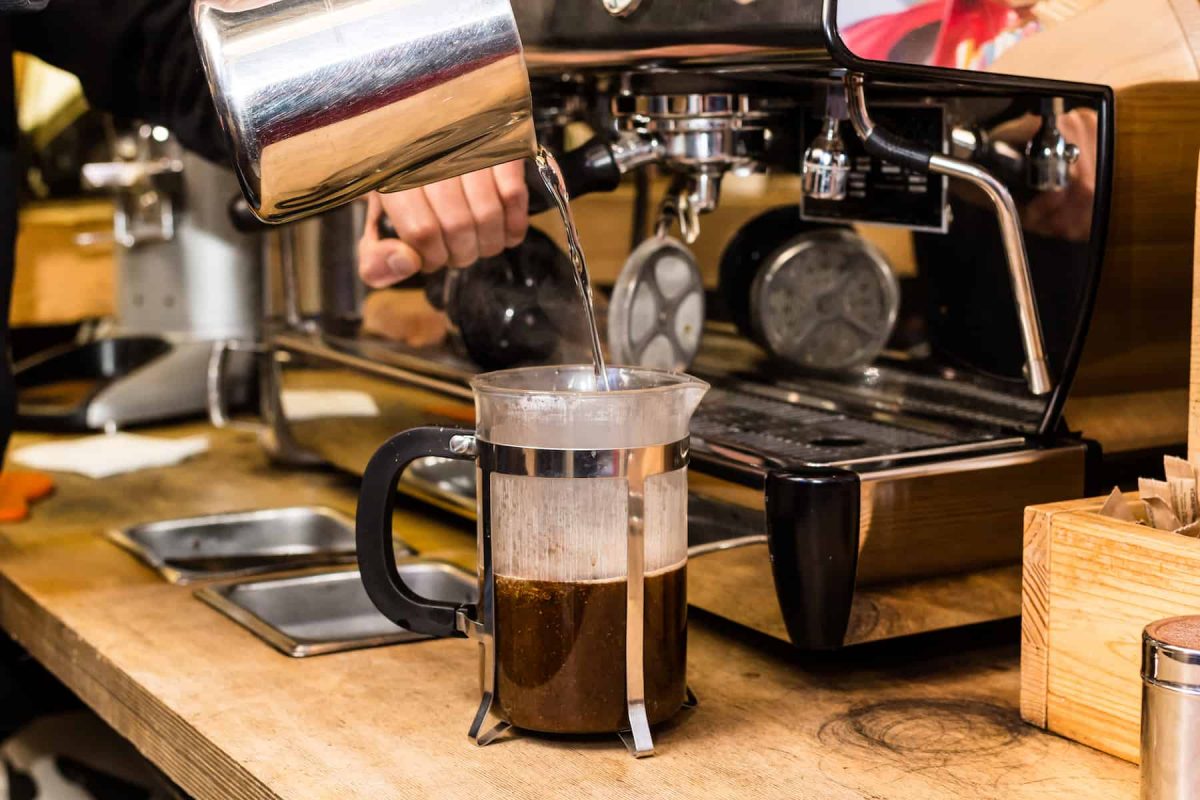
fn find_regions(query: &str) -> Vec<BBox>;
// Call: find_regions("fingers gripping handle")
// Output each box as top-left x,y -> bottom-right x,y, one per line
357,427 -> 477,638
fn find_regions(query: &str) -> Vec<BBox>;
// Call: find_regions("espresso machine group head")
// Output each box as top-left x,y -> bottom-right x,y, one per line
197,0 -> 1116,650
612,88 -> 784,238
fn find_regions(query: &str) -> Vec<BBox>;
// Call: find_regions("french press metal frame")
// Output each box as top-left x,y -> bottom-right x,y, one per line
356,426 -> 690,758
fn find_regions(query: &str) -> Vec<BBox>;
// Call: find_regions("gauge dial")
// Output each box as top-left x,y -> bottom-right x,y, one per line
750,229 -> 899,371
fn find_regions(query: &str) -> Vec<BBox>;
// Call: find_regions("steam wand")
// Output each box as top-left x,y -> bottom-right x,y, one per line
843,73 -> 1053,397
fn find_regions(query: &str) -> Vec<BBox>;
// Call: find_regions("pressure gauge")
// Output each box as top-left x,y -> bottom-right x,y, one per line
750,229 -> 899,371
608,236 -> 706,372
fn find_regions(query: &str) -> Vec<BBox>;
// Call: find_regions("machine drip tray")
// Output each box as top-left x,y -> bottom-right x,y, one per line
196,564 -> 477,657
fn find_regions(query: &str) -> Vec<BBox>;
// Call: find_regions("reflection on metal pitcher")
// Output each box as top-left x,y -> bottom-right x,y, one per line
193,0 -> 537,223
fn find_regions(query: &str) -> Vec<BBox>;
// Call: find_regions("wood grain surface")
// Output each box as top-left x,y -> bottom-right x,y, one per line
0,427 -> 1137,799
1019,496 -> 1110,728
1064,389 -> 1188,456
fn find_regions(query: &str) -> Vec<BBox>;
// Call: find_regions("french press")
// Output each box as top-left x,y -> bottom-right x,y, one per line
356,366 -> 708,756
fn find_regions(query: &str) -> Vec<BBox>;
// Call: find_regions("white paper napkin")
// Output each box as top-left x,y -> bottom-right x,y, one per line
11,433 -> 210,479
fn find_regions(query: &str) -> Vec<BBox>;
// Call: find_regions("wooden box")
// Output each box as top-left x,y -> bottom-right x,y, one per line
1021,497 -> 1200,763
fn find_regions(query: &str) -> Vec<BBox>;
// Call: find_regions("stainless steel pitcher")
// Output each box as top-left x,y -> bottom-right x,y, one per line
192,0 -> 537,224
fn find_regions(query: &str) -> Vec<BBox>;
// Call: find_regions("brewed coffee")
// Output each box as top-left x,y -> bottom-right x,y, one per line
495,564 -> 687,734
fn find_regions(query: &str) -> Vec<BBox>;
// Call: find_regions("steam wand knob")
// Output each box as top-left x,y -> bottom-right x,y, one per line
802,88 -> 851,202
1027,98 -> 1080,193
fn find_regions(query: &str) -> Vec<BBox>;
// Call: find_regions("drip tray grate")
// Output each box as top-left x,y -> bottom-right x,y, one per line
692,389 -> 957,465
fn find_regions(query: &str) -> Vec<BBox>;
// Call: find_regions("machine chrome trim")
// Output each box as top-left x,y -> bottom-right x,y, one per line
857,443 -> 1077,481
601,0 -> 642,17
827,437 -> 1030,469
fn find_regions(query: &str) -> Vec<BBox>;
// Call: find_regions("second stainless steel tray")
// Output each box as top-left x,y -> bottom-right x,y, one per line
196,563 -> 477,657
108,506 -> 390,585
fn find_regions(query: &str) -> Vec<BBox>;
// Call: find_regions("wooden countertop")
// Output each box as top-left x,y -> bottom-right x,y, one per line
0,426 -> 1136,799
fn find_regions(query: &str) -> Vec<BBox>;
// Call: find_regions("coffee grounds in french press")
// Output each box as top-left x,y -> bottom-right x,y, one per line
493,567 -> 687,735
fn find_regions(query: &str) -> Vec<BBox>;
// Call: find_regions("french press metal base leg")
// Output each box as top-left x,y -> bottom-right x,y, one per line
468,691 -> 512,748
620,466 -> 655,759
618,688 -> 698,756
468,474 -> 512,749
619,704 -> 655,759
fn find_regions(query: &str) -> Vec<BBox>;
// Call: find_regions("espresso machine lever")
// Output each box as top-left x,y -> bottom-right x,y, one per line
845,73 -> 1053,397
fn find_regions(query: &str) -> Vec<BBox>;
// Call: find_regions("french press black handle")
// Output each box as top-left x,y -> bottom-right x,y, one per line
357,426 -> 476,638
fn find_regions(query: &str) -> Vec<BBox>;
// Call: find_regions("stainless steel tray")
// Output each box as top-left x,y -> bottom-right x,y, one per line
108,506 -> 389,585
196,564 -> 477,657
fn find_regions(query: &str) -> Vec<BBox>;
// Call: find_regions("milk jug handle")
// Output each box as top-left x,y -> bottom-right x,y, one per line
357,426 -> 477,639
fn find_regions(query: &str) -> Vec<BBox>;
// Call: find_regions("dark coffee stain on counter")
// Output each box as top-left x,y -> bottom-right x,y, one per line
818,698 -> 1028,762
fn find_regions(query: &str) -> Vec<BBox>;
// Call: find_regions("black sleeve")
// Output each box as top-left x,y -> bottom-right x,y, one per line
11,0 -> 228,162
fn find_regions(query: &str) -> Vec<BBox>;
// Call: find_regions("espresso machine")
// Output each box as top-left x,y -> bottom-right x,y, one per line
14,124 -> 261,431
205,0 -> 1118,649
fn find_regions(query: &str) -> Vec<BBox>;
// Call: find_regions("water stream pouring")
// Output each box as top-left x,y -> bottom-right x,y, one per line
534,148 -> 610,389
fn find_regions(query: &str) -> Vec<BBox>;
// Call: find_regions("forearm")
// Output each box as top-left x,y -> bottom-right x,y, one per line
12,0 -> 227,161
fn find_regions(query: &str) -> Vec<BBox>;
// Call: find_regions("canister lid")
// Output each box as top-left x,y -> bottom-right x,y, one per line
1143,616 -> 1200,690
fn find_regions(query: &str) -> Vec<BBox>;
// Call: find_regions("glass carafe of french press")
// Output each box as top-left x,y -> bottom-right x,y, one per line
356,366 -> 708,756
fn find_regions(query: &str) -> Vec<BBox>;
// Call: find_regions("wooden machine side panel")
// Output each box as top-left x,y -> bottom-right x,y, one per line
857,447 -> 1085,585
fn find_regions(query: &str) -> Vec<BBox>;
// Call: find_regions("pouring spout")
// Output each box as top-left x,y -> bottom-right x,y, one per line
676,381 -> 710,424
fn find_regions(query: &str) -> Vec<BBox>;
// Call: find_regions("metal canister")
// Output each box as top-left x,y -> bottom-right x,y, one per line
1142,616 -> 1200,799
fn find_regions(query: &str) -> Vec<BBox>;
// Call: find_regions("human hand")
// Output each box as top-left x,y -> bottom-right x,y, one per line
358,161 -> 530,288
